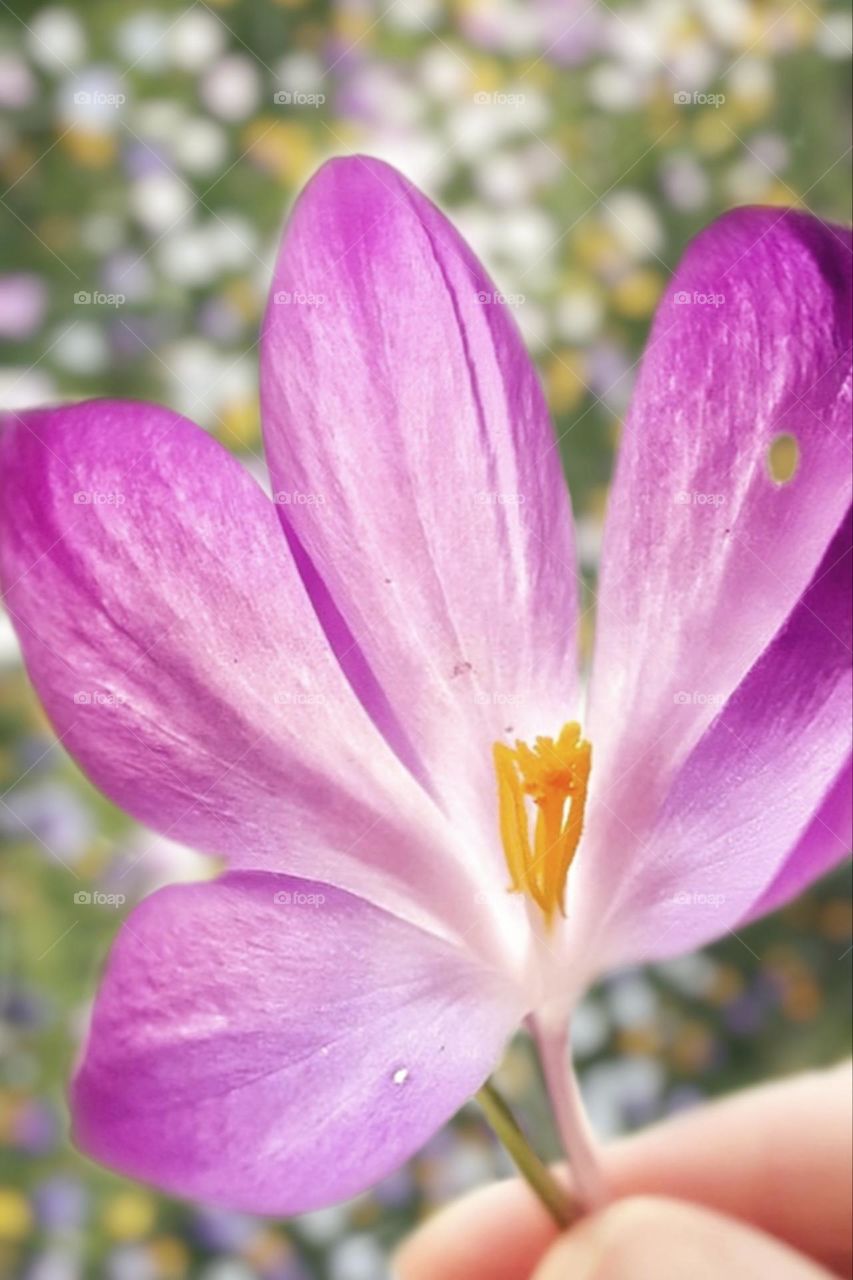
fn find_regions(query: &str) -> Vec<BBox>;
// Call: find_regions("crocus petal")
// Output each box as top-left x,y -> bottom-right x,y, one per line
72,871 -> 520,1214
587,208 -> 852,835
577,509 -> 852,969
260,156 -> 579,840
744,757 -> 851,922
0,401 -> 497,942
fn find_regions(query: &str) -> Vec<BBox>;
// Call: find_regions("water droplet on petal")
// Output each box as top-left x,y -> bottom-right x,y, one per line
392,1067 -> 409,1086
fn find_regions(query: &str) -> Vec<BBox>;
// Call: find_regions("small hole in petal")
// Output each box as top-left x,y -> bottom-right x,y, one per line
767,433 -> 799,485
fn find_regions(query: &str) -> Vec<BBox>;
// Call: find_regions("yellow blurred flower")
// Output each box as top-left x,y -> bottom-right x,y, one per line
0,1190 -> 32,1243
102,1190 -> 156,1241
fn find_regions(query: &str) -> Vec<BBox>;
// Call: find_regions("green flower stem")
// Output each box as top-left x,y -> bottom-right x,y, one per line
476,1079 -> 580,1230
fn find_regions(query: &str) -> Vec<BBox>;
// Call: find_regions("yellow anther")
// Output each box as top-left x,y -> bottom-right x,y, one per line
493,722 -> 591,925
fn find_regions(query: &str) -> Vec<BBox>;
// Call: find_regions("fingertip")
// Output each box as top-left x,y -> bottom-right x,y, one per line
530,1197 -> 834,1280
393,1176 -> 562,1280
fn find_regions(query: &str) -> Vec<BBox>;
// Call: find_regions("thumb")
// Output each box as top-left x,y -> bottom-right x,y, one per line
532,1197 -> 838,1280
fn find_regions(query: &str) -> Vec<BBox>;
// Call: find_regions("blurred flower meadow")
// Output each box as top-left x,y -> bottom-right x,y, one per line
0,1 -> 851,1277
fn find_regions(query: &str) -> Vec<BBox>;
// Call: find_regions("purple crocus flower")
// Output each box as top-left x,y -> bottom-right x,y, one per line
0,157 -> 850,1215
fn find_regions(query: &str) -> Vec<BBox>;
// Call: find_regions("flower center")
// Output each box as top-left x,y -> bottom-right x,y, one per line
493,722 -> 591,925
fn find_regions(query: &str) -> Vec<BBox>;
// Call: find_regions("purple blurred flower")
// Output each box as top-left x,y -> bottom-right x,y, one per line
0,273 -> 47,341
0,158 -> 850,1214
33,1176 -> 90,1230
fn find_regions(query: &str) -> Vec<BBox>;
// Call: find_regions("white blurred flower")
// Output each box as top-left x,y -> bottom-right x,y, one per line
200,54 -> 262,122
514,299 -> 549,352
168,9 -> 227,72
574,512 -> 604,575
162,340 -> 255,427
51,322 -> 109,376
386,0 -> 443,32
446,101 -> 506,159
726,57 -> 775,102
0,368 -> 55,410
114,12 -> 171,72
603,6 -> 669,71
602,190 -> 664,262
418,46 -> 471,98
473,151 -> 531,204
361,133 -> 453,190
606,971 -> 659,1029
171,117 -> 229,176
460,0 -> 542,56
555,286 -> 605,344
130,171 -> 193,233
659,153 -> 710,212
668,38 -> 720,92
57,64 -> 127,131
815,11 -> 853,59
452,204 -> 498,265
520,138 -> 563,185
157,227 -> 220,287
750,131 -> 789,173
582,1056 -> 665,1138
132,97 -> 186,140
275,51 -> 327,95
571,998 -> 610,1057
347,64 -> 426,128
207,213 -> 259,270
161,338 -> 224,422
697,0 -> 752,45
296,1205 -> 350,1246
26,7 -> 87,72
655,952 -> 718,998
199,1263 -> 256,1280
79,212 -> 126,255
588,62 -> 652,112
724,157 -> 771,204
496,206 -> 557,266
329,1234 -> 387,1280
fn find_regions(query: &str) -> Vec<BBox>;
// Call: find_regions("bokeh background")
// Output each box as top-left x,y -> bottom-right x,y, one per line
1,1 -> 851,1277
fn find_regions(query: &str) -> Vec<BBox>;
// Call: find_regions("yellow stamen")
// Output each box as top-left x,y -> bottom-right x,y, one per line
493,722 -> 591,925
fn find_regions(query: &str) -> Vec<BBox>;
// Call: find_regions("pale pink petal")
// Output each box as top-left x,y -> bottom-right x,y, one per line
575,510 -> 851,969
745,758 -> 851,922
587,208 -> 852,838
0,401 -> 493,940
73,871 -> 521,1213
260,156 -> 579,843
